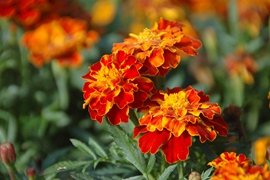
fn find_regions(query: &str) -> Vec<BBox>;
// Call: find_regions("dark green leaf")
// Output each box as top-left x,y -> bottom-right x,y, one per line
88,137 -> 108,158
108,125 -> 146,174
70,139 -> 97,159
43,161 -> 89,176
146,155 -> 156,174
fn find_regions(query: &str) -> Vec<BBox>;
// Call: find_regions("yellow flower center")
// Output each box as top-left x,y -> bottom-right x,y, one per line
94,64 -> 122,90
162,92 -> 190,111
130,28 -> 162,43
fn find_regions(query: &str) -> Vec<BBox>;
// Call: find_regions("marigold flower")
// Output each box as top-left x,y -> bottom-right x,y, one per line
209,152 -> 270,180
0,0 -> 47,27
134,86 -> 228,163
225,48 -> 258,84
82,51 -> 154,125
112,17 -> 202,76
253,136 -> 270,165
22,17 -> 99,67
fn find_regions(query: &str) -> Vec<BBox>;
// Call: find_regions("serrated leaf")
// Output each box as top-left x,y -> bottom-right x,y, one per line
123,175 -> 144,180
43,161 -> 89,176
70,139 -> 97,159
157,164 -> 177,180
201,167 -> 214,180
146,155 -> 156,174
88,137 -> 108,158
108,125 -> 146,174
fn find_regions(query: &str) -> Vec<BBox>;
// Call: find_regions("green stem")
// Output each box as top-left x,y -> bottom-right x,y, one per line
177,161 -> 184,180
7,166 -> 15,180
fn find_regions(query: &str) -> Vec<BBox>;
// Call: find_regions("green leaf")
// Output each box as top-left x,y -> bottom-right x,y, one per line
123,175 -> 144,180
201,167 -> 214,180
146,155 -> 156,174
157,164 -> 177,180
70,139 -> 97,159
108,125 -> 146,174
43,161 -> 89,176
70,172 -> 94,180
88,137 -> 108,158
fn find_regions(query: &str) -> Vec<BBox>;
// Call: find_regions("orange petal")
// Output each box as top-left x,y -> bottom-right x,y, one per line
162,131 -> 192,163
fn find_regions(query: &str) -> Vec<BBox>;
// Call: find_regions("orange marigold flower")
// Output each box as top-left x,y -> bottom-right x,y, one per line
253,136 -> 270,165
208,152 -> 251,171
112,17 -> 202,76
134,86 -> 228,163
225,48 -> 258,84
0,0 -> 47,27
22,17 -> 99,67
209,152 -> 270,180
82,51 -> 154,125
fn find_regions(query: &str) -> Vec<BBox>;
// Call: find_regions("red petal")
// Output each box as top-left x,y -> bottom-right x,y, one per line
106,105 -> 129,125
89,109 -> 103,123
138,129 -> 171,154
186,123 -> 217,142
114,88 -> 134,109
123,65 -> 140,79
202,115 -> 228,136
132,77 -> 154,92
133,126 -> 147,138
162,50 -> 180,69
162,131 -> 192,163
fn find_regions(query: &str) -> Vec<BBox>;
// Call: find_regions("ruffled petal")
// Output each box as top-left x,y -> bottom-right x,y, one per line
162,131 -> 192,163
138,129 -> 171,154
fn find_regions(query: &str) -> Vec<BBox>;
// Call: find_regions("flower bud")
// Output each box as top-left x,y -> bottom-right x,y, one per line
0,142 -> 16,166
26,167 -> 36,180
188,171 -> 201,180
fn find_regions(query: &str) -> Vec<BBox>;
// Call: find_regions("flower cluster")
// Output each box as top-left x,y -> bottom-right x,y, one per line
0,0 -> 99,67
208,152 -> 270,180
83,18 -> 228,164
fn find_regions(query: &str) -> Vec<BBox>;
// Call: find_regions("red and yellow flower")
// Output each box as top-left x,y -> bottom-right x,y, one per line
209,152 -> 270,180
82,51 -> 154,125
22,17 -> 99,67
134,86 -> 228,163
0,0 -> 47,27
112,17 -> 202,76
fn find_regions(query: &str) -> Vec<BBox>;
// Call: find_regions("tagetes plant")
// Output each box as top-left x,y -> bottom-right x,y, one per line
82,51 -> 154,125
134,86 -> 228,163
112,17 -> 202,76
22,17 -> 99,67
209,152 -> 270,180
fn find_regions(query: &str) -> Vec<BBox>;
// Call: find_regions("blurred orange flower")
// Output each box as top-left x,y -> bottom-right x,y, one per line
225,49 -> 258,84
82,51 -> 154,125
0,0 -> 47,27
134,86 -> 228,163
22,17 -> 99,67
113,18 -> 202,76
253,136 -> 270,165
209,152 -> 270,180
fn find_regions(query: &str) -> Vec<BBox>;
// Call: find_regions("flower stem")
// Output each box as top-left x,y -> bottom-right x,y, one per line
7,166 -> 15,180
177,161 -> 184,180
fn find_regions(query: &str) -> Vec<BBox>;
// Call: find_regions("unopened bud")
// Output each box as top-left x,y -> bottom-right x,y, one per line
188,171 -> 201,180
26,167 -> 36,180
0,142 -> 16,166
